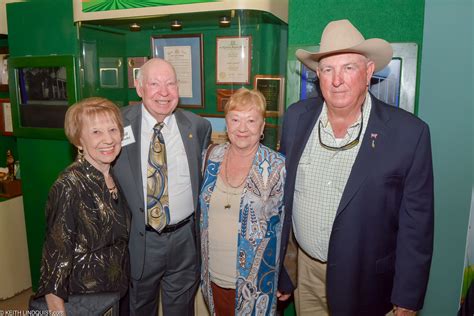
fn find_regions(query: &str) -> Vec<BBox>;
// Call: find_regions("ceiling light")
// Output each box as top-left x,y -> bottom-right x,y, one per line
170,20 -> 182,30
129,23 -> 141,32
219,16 -> 231,27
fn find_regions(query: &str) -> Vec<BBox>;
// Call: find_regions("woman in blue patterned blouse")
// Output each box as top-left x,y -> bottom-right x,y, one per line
199,88 -> 286,315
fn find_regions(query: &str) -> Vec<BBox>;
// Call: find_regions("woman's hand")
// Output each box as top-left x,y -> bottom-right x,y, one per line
393,305 -> 416,316
45,293 -> 66,314
276,290 -> 292,301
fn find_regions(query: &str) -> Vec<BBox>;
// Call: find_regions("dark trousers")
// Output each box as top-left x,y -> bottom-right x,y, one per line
119,291 -> 130,316
129,219 -> 199,315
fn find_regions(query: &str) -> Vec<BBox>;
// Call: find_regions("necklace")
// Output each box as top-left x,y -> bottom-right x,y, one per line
216,178 -> 242,210
108,185 -> 118,200
222,145 -> 254,210
224,145 -> 254,189
104,171 -> 118,201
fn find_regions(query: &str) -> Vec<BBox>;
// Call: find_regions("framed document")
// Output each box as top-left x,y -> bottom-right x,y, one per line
0,99 -> 13,135
0,52 -> 8,91
254,75 -> 284,117
216,36 -> 251,84
152,34 -> 204,108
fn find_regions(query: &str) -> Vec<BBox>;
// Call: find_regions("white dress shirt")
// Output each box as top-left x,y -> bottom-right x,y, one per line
141,106 -> 194,224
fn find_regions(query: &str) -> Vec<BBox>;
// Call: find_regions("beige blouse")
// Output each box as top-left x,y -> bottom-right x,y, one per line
208,175 -> 244,289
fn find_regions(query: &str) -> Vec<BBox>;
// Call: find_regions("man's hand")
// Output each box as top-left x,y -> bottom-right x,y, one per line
393,305 -> 416,316
276,290 -> 292,301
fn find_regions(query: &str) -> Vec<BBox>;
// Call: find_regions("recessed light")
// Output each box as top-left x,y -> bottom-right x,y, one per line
129,23 -> 141,32
219,16 -> 231,27
170,20 -> 182,30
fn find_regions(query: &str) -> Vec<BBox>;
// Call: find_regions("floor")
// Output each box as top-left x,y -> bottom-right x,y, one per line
0,288 -> 33,312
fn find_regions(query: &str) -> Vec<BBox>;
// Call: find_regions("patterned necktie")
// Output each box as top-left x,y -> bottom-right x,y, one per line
146,122 -> 169,232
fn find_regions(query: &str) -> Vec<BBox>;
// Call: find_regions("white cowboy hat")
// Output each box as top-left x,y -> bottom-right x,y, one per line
296,19 -> 393,72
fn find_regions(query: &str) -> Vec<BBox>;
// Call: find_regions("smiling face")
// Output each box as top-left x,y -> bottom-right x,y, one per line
226,107 -> 265,152
79,114 -> 122,173
317,53 -> 374,112
136,59 -> 179,122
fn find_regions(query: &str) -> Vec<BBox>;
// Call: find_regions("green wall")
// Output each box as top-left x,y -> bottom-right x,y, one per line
417,1 -> 473,314
7,0 -> 78,289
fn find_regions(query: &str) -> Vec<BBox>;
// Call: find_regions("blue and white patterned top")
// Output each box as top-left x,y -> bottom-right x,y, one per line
199,143 -> 286,316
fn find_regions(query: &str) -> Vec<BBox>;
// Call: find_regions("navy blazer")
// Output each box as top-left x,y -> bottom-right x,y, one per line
279,94 -> 434,315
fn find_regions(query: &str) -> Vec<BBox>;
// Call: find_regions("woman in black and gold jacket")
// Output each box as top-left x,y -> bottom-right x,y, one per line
36,97 -> 130,315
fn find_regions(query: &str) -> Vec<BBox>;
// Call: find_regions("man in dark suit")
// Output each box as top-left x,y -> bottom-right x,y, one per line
114,58 -> 211,315
279,20 -> 434,316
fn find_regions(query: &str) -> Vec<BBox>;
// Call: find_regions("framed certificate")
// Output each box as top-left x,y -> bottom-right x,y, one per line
254,75 -> 284,117
0,51 -> 8,91
152,34 -> 204,108
216,36 -> 251,84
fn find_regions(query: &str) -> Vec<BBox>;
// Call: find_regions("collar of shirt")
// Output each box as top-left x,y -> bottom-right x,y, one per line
319,92 -> 372,142
141,105 -> 175,135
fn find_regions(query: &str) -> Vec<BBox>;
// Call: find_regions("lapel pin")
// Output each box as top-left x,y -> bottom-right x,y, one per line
189,133 -> 193,139
370,133 -> 378,149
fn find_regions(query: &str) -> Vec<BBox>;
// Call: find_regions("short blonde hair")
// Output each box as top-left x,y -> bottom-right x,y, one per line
225,88 -> 266,118
64,97 -> 123,147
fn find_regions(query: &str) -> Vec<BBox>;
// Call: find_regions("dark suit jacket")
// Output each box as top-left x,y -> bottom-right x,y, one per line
113,105 -> 211,280
279,94 -> 434,315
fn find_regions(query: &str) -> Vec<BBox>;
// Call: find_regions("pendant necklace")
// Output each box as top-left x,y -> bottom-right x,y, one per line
223,145 -> 253,209
105,173 -> 118,201
108,185 -> 118,200
220,183 -> 241,210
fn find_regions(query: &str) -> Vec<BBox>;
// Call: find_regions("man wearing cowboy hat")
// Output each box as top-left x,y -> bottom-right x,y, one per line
279,19 -> 434,315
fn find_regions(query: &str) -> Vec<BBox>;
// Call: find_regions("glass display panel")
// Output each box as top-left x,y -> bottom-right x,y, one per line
16,67 -> 68,128
8,55 -> 77,138
369,58 -> 401,107
17,67 -> 68,105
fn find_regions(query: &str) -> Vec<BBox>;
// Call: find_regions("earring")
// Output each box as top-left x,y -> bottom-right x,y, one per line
260,133 -> 264,141
77,147 -> 84,161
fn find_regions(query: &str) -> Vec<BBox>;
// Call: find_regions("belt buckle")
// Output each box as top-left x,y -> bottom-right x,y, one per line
162,215 -> 191,233
146,215 -> 192,234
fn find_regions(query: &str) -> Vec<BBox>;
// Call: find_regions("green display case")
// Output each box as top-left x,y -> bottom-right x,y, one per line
77,9 -> 287,149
